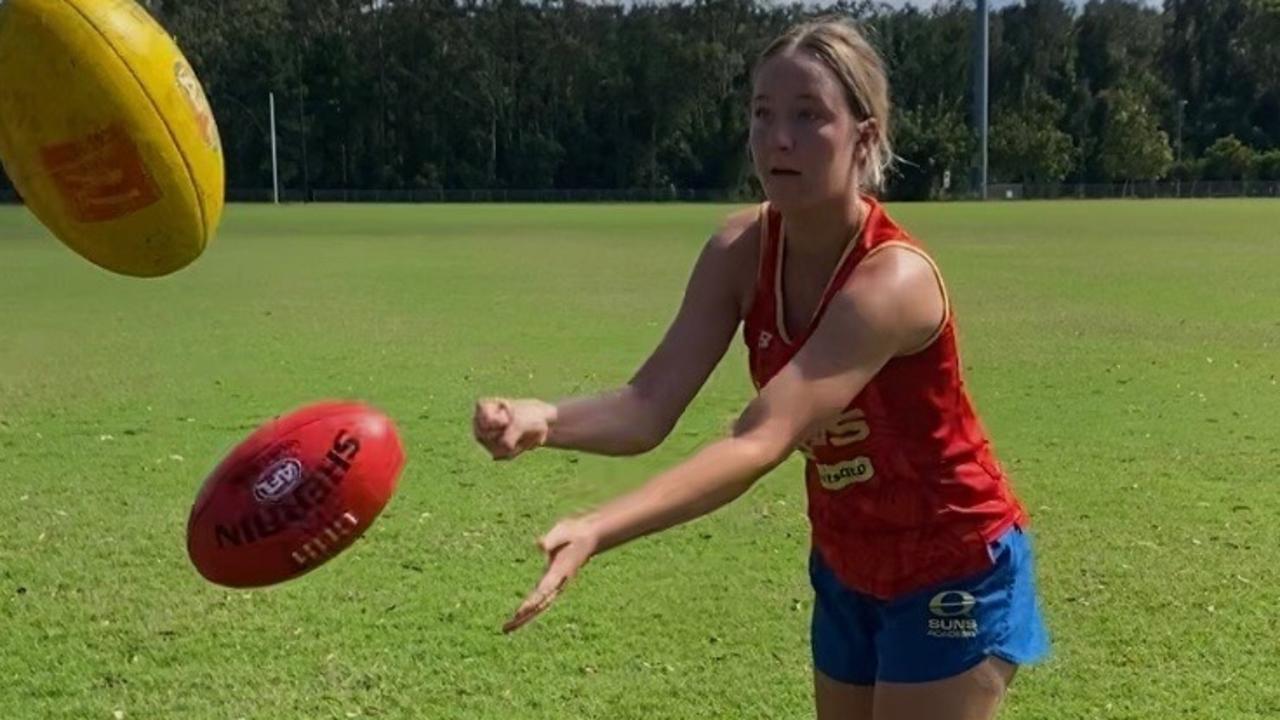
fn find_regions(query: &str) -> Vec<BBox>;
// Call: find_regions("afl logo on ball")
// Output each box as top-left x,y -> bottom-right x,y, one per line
254,458 -> 304,503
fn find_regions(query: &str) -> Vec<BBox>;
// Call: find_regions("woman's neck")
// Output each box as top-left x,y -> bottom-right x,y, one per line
782,193 -> 866,259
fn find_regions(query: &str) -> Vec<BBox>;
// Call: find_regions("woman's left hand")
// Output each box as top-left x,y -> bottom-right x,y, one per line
503,517 -> 600,633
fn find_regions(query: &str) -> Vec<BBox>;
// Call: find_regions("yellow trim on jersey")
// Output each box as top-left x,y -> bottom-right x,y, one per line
774,222 -> 863,346
757,202 -> 771,284
773,217 -> 793,345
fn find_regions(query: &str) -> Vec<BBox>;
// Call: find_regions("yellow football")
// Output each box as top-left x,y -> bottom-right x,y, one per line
0,0 -> 224,277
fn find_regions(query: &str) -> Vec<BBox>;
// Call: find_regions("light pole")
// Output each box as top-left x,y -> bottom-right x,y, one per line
972,0 -> 990,200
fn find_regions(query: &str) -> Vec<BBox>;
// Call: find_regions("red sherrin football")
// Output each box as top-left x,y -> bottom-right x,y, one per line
187,401 -> 406,588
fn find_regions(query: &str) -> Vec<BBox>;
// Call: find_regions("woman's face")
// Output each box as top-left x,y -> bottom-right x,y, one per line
749,50 -> 866,211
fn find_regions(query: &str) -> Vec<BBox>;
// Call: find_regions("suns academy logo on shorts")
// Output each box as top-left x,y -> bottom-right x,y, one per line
253,458 -> 304,503
927,590 -> 979,639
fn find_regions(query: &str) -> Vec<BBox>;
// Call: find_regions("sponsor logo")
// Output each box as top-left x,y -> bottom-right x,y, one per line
815,456 -> 875,490
40,125 -> 162,223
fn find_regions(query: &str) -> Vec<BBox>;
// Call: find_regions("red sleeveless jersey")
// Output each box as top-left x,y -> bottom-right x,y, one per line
743,198 -> 1027,600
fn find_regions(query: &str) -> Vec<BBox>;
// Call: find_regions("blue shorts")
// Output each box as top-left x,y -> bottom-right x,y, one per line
810,526 -> 1050,685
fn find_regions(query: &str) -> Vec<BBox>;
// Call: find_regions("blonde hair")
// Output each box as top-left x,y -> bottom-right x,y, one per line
756,17 -> 894,192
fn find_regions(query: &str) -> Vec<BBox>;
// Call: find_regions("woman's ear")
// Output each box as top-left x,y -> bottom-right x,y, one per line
852,118 -> 879,163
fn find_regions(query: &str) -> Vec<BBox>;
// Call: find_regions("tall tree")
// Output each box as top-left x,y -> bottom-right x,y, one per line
990,89 -> 1077,183
1095,88 -> 1173,182
1162,0 -> 1267,152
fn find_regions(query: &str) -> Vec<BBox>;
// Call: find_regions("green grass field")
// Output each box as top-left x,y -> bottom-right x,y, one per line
1,200 -> 1278,719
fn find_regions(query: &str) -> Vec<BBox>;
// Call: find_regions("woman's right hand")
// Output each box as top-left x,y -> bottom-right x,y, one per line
473,398 -> 555,460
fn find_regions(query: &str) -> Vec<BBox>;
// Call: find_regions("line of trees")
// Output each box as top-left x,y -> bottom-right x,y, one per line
2,0 -> 1278,200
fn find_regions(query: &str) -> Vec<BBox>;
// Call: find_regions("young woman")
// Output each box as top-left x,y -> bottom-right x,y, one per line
474,18 -> 1049,720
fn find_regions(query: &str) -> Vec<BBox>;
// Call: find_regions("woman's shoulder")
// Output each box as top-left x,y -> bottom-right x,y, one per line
708,204 -> 763,252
